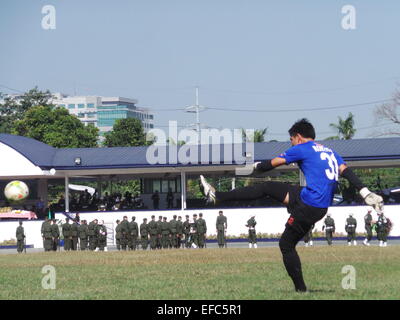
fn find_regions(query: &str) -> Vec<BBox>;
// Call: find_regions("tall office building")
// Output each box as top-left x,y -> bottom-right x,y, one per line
52,94 -> 154,136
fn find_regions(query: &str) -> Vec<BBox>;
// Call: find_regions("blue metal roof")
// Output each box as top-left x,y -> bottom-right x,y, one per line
0,134 -> 56,168
1,134 -> 399,170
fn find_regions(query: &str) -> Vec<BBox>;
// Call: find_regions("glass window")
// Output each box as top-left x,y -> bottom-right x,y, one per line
162,180 -> 169,193
152,180 -> 160,193
169,180 -> 176,192
59,104 -> 66,108
68,104 -> 75,109
77,113 -> 85,118
87,103 -> 95,108
78,104 -> 85,109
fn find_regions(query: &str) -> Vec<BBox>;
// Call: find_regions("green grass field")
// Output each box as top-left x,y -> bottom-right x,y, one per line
0,246 -> 399,300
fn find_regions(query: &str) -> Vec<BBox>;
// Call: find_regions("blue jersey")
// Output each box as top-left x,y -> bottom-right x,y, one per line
278,141 -> 345,208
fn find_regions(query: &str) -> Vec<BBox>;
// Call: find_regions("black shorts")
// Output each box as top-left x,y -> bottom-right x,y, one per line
285,186 -> 327,235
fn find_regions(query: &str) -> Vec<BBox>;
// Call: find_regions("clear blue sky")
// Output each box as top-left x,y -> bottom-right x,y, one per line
1,0 -> 399,141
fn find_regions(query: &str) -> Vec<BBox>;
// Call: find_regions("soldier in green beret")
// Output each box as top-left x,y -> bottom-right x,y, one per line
148,215 -> 158,250
129,216 -> 139,250
197,213 -> 207,248
169,215 -> 178,248
70,219 -> 79,250
216,211 -> 227,248
88,219 -> 98,251
115,220 -> 122,251
140,218 -> 149,250
176,216 -> 184,248
51,219 -> 60,251
183,215 -> 191,248
16,221 -> 25,253
78,220 -> 89,250
62,218 -> 72,251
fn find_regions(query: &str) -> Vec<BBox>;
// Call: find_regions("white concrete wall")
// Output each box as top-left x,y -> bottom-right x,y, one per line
0,220 -> 44,248
1,205 -> 399,249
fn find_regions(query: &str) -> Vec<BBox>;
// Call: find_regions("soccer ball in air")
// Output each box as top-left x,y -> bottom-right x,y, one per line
4,181 -> 29,202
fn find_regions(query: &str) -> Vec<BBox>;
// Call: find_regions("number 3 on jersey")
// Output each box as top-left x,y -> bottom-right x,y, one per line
320,152 -> 339,181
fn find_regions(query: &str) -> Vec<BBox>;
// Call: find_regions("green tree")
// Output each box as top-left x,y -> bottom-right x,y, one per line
0,87 -> 55,133
12,106 -> 99,148
328,112 -> 356,140
242,128 -> 267,142
103,118 -> 150,147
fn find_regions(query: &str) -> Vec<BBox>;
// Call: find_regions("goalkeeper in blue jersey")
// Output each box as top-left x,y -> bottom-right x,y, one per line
200,118 -> 384,293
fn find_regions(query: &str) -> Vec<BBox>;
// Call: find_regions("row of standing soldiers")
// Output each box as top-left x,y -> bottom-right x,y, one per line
40,211 -> 230,251
115,213 -> 209,250
115,211 -> 228,250
322,211 -> 391,246
41,217 -> 108,251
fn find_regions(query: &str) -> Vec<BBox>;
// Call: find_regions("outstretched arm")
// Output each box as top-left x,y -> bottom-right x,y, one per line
339,164 -> 384,213
254,157 -> 287,172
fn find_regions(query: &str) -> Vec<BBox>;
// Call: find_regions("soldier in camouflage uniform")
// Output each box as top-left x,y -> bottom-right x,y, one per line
41,217 -> 49,249
120,216 -> 130,251
129,216 -> 139,250
51,219 -> 60,251
176,216 -> 183,248
115,220 -> 122,251
376,213 -> 389,247
169,215 -> 178,248
16,221 -> 25,253
216,211 -> 227,248
42,219 -> 53,252
183,215 -> 191,248
96,220 -> 108,251
161,217 -> 171,249
322,213 -> 335,246
148,215 -> 158,250
345,213 -> 357,246
197,213 -> 207,248
363,210 -> 373,246
78,220 -> 89,250
70,219 -> 79,250
189,214 -> 198,248
156,216 -> 163,249
246,215 -> 257,248
140,218 -> 149,250
88,219 -> 98,251
62,218 -> 72,251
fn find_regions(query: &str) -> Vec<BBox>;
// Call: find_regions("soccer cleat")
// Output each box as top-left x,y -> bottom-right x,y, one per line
348,242 -> 351,246
254,244 -> 257,249
379,241 -> 383,247
104,247 -> 108,252
249,243 -> 252,249
353,240 -> 357,246
200,175 -> 217,205
383,242 -> 387,247
309,240 -> 313,247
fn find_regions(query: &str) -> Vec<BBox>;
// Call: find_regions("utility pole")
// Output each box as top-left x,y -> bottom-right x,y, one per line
185,86 -> 207,144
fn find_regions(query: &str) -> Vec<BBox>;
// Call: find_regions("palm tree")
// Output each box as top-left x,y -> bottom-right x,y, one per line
329,112 -> 356,140
242,128 -> 268,142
